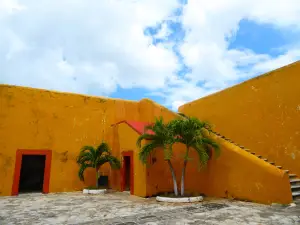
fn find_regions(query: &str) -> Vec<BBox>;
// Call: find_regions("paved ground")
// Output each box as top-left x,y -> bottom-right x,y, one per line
0,192 -> 299,225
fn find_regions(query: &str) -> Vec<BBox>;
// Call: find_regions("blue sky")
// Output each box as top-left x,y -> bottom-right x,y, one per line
114,14 -> 300,106
1,0 -> 300,110
228,19 -> 299,57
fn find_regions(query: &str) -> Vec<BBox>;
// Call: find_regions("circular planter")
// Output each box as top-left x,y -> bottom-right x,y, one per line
83,189 -> 106,194
156,196 -> 203,203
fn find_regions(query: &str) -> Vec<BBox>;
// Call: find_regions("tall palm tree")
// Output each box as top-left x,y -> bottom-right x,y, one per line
136,117 -> 179,196
76,142 -> 121,188
169,117 -> 220,196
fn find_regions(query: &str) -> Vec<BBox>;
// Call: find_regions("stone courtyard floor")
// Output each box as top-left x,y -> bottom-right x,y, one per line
0,192 -> 299,225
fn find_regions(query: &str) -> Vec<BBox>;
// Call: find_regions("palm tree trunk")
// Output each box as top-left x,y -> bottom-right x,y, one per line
181,147 -> 190,196
95,168 -> 99,189
181,160 -> 187,196
167,160 -> 178,196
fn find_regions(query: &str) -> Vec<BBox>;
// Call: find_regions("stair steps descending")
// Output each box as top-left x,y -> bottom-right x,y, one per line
290,178 -> 300,199
291,184 -> 300,191
213,130 -> 300,201
290,178 -> 300,184
289,174 -> 297,178
292,191 -> 300,198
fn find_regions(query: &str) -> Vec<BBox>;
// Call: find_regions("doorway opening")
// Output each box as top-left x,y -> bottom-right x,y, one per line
121,151 -> 134,194
124,156 -> 131,191
19,155 -> 46,193
12,150 -> 52,195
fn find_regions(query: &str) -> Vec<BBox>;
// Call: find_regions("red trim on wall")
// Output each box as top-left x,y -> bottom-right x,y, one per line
11,149 -> 52,196
120,151 -> 134,195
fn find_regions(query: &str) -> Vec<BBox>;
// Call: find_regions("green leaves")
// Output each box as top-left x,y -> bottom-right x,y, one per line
78,163 -> 92,181
136,117 -> 176,164
76,142 -> 120,182
136,116 -> 220,169
168,116 -> 219,164
96,142 -> 111,156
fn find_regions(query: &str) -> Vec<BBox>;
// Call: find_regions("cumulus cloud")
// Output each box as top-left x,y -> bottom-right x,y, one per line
0,0 -> 180,95
1,0 -> 300,111
162,0 -> 300,110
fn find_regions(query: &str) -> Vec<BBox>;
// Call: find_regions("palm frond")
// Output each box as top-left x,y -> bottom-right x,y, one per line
202,120 -> 213,131
177,112 -> 189,119
79,145 -> 97,160
96,142 -> 111,156
202,138 -> 220,158
76,153 -> 93,165
77,147 -> 95,165
77,141 -> 120,182
79,145 -> 96,154
170,116 -> 220,165
192,143 -> 210,168
137,117 -> 178,164
96,155 -> 121,169
136,133 -> 157,148
139,141 -> 161,164
107,156 -> 121,169
78,163 -> 93,181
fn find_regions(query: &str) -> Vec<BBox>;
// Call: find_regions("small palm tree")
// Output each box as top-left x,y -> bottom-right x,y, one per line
136,117 -> 179,196
169,117 -> 220,196
76,142 -> 121,189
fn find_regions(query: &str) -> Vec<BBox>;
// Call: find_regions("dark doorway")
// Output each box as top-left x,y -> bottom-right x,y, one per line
18,155 -> 46,193
98,176 -> 109,188
124,156 -> 131,191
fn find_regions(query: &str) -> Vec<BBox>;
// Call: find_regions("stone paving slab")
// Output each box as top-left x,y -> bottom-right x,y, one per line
0,192 -> 299,225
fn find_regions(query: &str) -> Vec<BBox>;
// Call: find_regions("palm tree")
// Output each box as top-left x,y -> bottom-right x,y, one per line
136,117 -> 179,196
76,142 -> 121,188
169,117 -> 220,196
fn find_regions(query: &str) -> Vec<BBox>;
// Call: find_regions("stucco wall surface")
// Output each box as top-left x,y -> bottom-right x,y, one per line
0,85 -> 178,196
179,61 -> 300,177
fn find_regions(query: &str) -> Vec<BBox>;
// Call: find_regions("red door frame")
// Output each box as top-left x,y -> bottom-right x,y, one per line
120,151 -> 134,195
12,149 -> 52,195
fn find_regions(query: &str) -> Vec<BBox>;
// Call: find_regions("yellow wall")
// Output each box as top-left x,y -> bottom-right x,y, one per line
0,85 -> 132,195
0,84 -> 180,196
179,61 -> 300,177
205,134 -> 292,204
117,123 -> 146,196
145,134 -> 292,204
0,81 -> 294,204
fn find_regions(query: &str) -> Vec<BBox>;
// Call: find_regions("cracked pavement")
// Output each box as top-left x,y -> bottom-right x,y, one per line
0,192 -> 299,225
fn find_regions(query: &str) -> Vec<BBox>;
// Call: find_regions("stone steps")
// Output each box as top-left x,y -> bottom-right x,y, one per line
291,184 -> 300,191
212,130 -> 300,202
292,191 -> 300,198
290,179 -> 300,184
290,179 -> 300,200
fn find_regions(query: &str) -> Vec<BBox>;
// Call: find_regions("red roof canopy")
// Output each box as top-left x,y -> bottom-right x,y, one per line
113,120 -> 155,135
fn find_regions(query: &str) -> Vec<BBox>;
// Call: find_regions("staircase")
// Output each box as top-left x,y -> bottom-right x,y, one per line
211,131 -> 300,201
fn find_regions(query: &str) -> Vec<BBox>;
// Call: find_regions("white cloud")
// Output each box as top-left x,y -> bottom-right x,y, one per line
162,0 -> 300,110
0,0 -> 180,95
1,0 -> 300,111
